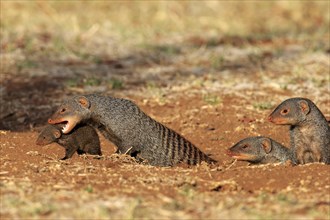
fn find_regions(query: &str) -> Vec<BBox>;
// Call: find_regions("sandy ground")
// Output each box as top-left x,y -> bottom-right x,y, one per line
1,92 -> 330,219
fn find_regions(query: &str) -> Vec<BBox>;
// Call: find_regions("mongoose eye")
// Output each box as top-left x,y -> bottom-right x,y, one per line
60,108 -> 66,113
280,109 -> 289,115
242,144 -> 249,149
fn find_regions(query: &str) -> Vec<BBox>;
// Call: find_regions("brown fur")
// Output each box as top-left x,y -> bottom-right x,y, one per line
269,98 -> 330,164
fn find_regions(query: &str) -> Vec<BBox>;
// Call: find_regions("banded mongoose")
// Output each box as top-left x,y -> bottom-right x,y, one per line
268,97 -> 330,164
36,124 -> 102,160
47,94 -> 216,166
226,136 -> 294,164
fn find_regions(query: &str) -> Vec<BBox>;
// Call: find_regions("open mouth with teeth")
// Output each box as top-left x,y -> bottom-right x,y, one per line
48,117 -> 79,134
60,121 -> 75,134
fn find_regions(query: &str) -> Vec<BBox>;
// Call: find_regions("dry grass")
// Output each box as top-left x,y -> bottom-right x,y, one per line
1,2 -> 329,61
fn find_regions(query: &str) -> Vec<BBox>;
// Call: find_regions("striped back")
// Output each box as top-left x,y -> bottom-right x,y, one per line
151,118 -> 216,166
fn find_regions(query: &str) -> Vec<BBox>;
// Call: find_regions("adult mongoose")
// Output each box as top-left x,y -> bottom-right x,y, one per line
268,97 -> 330,164
47,94 -> 216,166
36,124 -> 102,160
226,136 -> 294,164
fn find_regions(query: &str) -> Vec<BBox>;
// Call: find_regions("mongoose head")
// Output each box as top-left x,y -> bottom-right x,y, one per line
48,96 -> 92,134
36,125 -> 62,146
268,97 -> 311,125
226,137 -> 273,163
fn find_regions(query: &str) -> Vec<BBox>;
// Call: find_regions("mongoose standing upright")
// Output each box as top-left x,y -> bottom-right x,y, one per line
47,94 -> 216,166
226,136 -> 294,164
36,124 -> 102,160
268,97 -> 330,164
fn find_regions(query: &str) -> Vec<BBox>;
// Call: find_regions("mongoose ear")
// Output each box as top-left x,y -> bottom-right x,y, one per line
78,96 -> 91,109
53,130 -> 62,139
261,138 -> 272,154
299,100 -> 310,115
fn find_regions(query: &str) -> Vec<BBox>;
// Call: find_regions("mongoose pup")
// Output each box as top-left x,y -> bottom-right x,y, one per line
226,136 -> 294,164
268,97 -> 330,164
36,124 -> 102,160
47,94 -> 216,166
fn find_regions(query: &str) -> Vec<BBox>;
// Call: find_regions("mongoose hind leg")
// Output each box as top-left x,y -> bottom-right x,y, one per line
310,145 -> 322,162
302,151 -> 314,164
85,144 -> 102,156
61,146 -> 78,160
77,149 -> 86,155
